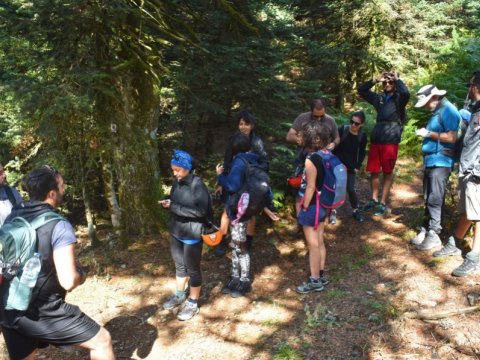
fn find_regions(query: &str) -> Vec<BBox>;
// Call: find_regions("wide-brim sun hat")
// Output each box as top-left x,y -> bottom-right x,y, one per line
414,85 -> 447,108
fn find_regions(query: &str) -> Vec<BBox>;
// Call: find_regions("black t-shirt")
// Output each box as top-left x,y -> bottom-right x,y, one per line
307,152 -> 325,189
334,126 -> 367,171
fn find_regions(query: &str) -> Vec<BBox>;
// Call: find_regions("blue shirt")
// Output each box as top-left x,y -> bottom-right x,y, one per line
422,98 -> 460,168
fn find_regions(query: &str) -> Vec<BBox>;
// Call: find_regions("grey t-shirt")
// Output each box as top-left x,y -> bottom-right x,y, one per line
459,107 -> 480,178
51,220 -> 77,250
292,112 -> 339,144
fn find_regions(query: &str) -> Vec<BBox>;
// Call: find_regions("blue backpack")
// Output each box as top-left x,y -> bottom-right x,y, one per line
316,150 -> 347,209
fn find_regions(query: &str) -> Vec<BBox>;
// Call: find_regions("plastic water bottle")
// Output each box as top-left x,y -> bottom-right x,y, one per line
20,253 -> 41,288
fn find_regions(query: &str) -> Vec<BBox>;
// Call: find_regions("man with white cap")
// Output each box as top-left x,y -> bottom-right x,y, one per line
433,71 -> 480,277
412,84 -> 460,251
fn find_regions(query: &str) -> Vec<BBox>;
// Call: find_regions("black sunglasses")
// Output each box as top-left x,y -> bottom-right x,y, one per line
350,120 -> 361,126
467,83 -> 474,88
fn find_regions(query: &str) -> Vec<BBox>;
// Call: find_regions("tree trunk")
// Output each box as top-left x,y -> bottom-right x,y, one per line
82,184 -> 99,247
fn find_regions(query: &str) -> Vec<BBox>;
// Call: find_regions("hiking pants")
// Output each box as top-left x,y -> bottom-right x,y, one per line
170,236 -> 203,287
347,171 -> 359,210
423,166 -> 451,234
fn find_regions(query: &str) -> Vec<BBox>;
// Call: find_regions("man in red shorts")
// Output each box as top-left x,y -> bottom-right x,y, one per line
358,72 -> 410,216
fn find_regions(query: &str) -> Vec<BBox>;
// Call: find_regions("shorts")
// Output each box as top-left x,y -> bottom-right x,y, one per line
458,176 -> 480,221
366,144 -> 399,174
298,204 -> 327,227
2,299 -> 101,360
230,221 -> 248,243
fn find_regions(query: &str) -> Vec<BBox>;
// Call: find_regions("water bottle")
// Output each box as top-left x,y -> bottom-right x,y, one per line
20,253 -> 42,288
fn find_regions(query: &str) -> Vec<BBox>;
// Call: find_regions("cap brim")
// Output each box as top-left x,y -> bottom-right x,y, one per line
414,95 -> 432,108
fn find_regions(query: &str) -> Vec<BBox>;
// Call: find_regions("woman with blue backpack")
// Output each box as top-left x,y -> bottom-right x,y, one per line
296,121 -> 345,294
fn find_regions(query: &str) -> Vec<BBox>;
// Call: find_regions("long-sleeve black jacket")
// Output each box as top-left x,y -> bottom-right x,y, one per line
168,174 -> 211,241
358,79 -> 410,144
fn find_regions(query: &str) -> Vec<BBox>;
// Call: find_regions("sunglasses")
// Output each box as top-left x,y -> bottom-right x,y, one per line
467,83 -> 474,88
350,120 -> 362,126
382,80 -> 394,85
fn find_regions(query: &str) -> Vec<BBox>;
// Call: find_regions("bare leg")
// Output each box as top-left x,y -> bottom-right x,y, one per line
380,172 -> 394,204
220,210 -> 230,236
79,327 -> 115,360
189,286 -> 201,301
247,216 -> 256,236
370,173 -> 380,201
471,222 -> 480,254
455,213 -> 473,239
303,222 -> 326,277
175,276 -> 189,292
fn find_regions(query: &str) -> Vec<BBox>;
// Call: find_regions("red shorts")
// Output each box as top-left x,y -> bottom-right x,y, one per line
366,144 -> 398,174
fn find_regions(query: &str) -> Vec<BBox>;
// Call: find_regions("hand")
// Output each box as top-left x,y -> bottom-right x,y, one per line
214,186 -> 223,196
158,199 -> 171,208
326,142 -> 335,151
416,128 -> 429,138
392,71 -> 399,80
216,164 -> 224,175
75,261 -> 87,285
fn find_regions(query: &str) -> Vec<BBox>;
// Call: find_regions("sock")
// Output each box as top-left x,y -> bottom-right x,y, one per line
187,298 -> 197,305
176,290 -> 186,297
310,276 -> 320,281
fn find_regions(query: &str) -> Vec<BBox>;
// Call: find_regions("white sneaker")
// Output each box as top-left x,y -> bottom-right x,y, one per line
410,227 -> 426,245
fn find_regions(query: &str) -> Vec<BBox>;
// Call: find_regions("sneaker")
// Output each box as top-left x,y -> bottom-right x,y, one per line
329,210 -> 337,225
177,300 -> 199,321
319,275 -> 329,287
214,236 -> 228,257
163,293 -> 186,310
433,237 -> 462,258
410,227 -> 427,246
416,230 -> 441,251
360,199 -> 378,212
221,277 -> 240,294
373,203 -> 387,216
296,277 -> 324,294
452,257 -> 480,277
230,280 -> 252,298
352,210 -> 365,222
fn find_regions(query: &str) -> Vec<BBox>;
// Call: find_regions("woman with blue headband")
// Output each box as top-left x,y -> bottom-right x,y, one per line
160,150 -> 211,321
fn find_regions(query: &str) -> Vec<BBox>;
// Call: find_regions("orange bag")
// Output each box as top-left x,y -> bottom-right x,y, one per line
287,175 -> 302,189
202,223 -> 223,247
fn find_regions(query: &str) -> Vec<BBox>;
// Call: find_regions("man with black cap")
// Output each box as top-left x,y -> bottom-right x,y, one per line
411,85 -> 460,251
433,71 -> 480,277
358,72 -> 410,216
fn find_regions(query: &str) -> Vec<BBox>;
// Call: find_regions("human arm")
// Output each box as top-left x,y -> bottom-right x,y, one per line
416,128 -> 457,143
53,244 -> 86,291
286,127 -> 301,144
358,80 -> 381,107
301,158 -> 317,210
217,158 -> 245,194
357,132 -> 368,169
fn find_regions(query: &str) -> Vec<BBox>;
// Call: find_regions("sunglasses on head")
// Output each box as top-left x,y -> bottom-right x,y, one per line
43,164 -> 59,175
350,120 -> 361,126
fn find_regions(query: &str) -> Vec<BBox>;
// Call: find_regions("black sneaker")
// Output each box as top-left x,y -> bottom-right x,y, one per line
452,257 -> 480,277
360,199 -> 378,212
230,280 -> 252,298
433,237 -> 462,258
352,210 -> 365,222
221,277 -> 240,294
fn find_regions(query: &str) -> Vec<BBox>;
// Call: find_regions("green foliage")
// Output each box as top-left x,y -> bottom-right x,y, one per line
273,341 -> 303,360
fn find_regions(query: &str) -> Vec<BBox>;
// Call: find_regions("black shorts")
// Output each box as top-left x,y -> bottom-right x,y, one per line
2,298 -> 100,360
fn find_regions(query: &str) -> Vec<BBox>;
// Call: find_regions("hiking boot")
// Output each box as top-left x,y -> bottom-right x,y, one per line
352,210 -> 365,222
214,236 -> 228,257
163,293 -> 186,310
177,300 -> 199,321
230,280 -> 252,298
416,230 -> 441,251
296,277 -> 324,294
360,199 -> 378,212
433,236 -> 462,258
452,257 -> 480,277
373,202 -> 388,216
319,275 -> 329,287
329,210 -> 337,225
410,227 -> 427,246
221,277 -> 240,294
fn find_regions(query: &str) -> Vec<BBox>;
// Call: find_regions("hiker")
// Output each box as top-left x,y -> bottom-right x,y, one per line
0,166 -> 114,360
358,71 -> 410,216
216,133 -> 277,298
214,110 -> 269,256
333,111 -> 368,222
160,150 -> 211,321
431,71 -> 480,277
286,99 -> 339,221
0,163 -> 22,226
295,121 -> 332,294
411,85 -> 460,251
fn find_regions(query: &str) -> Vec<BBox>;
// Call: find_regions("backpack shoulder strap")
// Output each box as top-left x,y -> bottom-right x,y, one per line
4,186 -> 18,207
29,211 -> 65,231
340,125 -> 350,144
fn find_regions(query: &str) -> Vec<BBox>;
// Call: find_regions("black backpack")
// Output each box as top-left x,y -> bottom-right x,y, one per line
228,157 -> 269,222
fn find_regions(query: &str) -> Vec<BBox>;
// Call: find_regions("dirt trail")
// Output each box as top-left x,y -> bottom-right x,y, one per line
1,162 -> 480,359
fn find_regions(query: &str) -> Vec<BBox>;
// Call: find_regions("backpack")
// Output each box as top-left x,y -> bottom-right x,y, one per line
0,211 -> 64,312
436,111 -> 462,162
4,186 -> 19,207
229,157 -> 269,222
314,150 -> 347,209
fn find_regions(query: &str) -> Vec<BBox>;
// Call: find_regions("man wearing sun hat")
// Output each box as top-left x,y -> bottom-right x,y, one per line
411,85 -> 461,251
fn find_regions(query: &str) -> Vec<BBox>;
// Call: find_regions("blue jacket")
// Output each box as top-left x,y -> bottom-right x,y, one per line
217,152 -> 260,220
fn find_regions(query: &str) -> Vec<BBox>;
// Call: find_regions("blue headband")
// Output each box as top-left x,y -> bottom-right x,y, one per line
171,150 -> 193,171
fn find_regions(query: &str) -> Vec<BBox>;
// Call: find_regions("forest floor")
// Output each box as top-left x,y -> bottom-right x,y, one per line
1,158 -> 480,359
